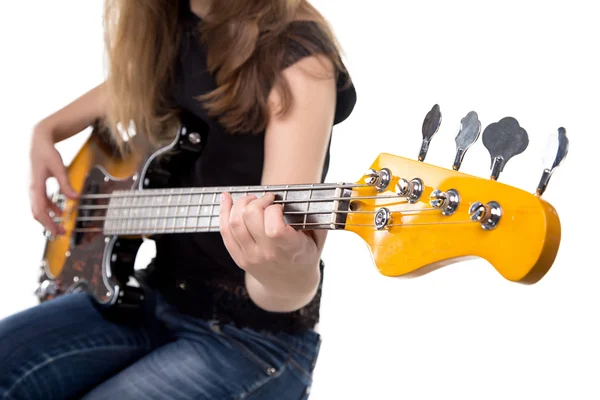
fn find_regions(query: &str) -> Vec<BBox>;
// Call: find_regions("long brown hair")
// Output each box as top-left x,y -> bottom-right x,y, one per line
102,0 -> 347,153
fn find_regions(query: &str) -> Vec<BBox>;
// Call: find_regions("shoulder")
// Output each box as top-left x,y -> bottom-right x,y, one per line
278,20 -> 357,126
281,52 -> 336,87
269,54 -> 336,118
280,20 -> 337,69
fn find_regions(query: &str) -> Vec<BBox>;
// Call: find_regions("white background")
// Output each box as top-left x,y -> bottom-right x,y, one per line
0,1 -> 598,399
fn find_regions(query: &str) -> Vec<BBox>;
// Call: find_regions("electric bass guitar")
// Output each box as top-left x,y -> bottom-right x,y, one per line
35,105 -> 568,310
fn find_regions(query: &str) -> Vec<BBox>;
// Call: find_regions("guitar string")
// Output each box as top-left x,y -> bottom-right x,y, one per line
75,194 -> 409,211
71,219 -> 481,234
76,182 -> 371,200
54,192 -> 534,225
52,188 -> 441,223
51,187 -> 510,230
57,207 -> 440,223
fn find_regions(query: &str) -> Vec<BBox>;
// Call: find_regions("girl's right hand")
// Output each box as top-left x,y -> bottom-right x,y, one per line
29,126 -> 79,237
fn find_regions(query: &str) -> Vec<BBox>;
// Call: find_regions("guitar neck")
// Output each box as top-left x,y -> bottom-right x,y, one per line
102,183 -> 354,236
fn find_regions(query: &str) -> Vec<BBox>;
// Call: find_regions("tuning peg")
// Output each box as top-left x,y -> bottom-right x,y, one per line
535,127 -> 569,197
364,168 -> 379,185
482,117 -> 529,180
452,111 -> 481,171
364,168 -> 391,192
418,104 -> 442,162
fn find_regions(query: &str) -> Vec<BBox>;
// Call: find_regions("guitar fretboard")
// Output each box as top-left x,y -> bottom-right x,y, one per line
103,184 -> 352,236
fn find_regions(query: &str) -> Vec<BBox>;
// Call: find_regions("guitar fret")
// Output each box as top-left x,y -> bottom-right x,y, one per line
108,196 -> 114,233
107,196 -> 117,233
164,189 -> 173,233
110,196 -> 117,234
129,194 -> 137,233
132,194 -> 139,234
209,191 -> 218,232
134,194 -> 142,233
182,192 -> 191,233
195,190 -> 204,232
150,194 -> 156,232
109,196 -> 115,232
282,186 -> 289,224
141,194 -> 149,232
304,185 -> 314,229
113,196 -> 120,233
185,196 -> 194,232
141,194 -> 148,232
174,190 -> 182,232
124,194 -> 131,234
136,194 -> 142,233
120,195 -> 127,233
331,184 -> 342,230
145,193 -> 151,232
153,194 -> 161,234
144,194 -> 151,232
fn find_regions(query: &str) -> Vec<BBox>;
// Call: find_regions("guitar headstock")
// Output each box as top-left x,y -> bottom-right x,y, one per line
343,106 -> 567,284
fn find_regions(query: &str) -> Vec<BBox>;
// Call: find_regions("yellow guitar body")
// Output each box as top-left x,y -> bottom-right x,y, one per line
43,132 -> 142,279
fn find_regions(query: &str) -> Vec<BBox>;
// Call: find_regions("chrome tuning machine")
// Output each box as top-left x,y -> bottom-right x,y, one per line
469,201 -> 502,230
429,189 -> 460,215
482,117 -> 529,180
453,111 -> 481,171
396,178 -> 423,203
364,168 -> 392,192
374,207 -> 392,230
418,104 -> 442,162
536,127 -> 569,197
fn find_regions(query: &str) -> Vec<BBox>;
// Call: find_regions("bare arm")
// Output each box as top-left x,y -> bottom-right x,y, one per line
219,54 -> 337,312
30,82 -> 107,236
34,81 -> 107,143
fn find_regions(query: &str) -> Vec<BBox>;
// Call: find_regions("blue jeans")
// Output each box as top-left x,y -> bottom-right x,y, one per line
0,291 -> 320,399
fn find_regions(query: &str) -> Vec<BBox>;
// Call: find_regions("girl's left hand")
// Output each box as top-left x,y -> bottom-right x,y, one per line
218,191 -> 321,293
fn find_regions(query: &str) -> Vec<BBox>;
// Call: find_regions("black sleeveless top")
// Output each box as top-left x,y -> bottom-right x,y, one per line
151,3 -> 357,333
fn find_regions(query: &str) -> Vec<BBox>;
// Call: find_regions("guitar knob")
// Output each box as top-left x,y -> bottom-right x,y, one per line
469,201 -> 502,230
51,193 -> 66,211
43,229 -> 55,241
35,279 -> 58,300
188,132 -> 201,145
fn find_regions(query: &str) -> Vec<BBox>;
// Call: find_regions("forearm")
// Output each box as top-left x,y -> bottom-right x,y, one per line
34,82 -> 107,143
222,54 -> 335,313
245,258 -> 321,313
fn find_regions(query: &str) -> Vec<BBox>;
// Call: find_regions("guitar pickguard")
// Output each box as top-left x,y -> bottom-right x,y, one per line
36,117 -> 206,310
